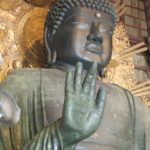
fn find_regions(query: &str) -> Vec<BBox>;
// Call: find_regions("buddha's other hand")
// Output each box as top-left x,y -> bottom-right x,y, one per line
0,89 -> 20,126
60,62 -> 106,147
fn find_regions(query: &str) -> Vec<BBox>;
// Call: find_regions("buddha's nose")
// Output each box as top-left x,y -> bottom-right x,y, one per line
87,23 -> 103,43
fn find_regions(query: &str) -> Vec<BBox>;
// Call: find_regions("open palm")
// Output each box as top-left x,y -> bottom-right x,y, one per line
61,62 -> 106,146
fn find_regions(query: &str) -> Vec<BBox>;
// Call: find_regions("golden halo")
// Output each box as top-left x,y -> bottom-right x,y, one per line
25,0 -> 52,6
0,28 -> 7,39
15,8 -> 49,67
0,0 -> 20,10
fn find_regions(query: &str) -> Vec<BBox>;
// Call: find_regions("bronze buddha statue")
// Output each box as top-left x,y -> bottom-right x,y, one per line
0,0 -> 150,149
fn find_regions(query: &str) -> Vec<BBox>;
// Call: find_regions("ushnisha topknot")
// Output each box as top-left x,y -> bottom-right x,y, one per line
45,0 -> 116,36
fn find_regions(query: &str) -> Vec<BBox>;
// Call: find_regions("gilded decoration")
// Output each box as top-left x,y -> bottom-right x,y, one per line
112,22 -> 137,89
15,8 -> 48,67
25,0 -> 54,6
102,22 -> 137,90
0,0 -> 54,81
0,0 -> 21,10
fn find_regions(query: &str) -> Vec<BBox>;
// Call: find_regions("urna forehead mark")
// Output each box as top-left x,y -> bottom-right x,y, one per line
96,12 -> 102,18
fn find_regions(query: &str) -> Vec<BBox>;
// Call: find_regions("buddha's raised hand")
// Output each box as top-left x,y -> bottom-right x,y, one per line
0,89 -> 20,126
60,62 -> 106,147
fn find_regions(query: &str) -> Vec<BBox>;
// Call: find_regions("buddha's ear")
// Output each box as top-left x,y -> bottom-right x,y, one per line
45,50 -> 57,67
44,27 -> 57,66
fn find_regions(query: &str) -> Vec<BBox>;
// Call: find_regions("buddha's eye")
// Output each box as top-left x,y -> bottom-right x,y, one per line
99,28 -> 107,32
71,21 -> 82,24
99,24 -> 113,35
71,21 -> 90,29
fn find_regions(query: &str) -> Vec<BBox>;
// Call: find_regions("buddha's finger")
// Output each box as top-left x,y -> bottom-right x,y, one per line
65,70 -> 74,95
95,88 -> 106,115
89,76 -> 96,98
82,62 -> 98,95
74,62 -> 83,94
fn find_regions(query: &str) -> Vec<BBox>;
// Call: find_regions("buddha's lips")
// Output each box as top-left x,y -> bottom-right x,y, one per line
85,43 -> 102,55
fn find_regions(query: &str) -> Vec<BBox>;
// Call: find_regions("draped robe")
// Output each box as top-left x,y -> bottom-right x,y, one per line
0,68 -> 150,150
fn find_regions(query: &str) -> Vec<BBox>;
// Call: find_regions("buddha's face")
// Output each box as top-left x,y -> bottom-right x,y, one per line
50,7 -> 114,69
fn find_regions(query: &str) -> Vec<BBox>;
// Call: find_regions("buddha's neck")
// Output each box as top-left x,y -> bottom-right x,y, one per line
50,61 -> 88,73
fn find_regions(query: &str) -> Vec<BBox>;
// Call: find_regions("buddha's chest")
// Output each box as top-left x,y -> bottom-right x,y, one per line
44,96 -> 132,150
40,71 -> 133,150
46,102 -> 132,150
